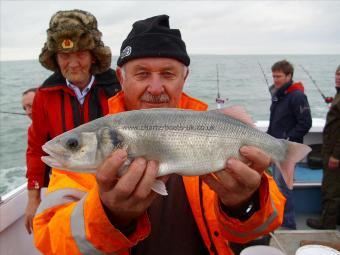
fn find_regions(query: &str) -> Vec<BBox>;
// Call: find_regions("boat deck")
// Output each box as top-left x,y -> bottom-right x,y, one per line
286,163 -> 340,231
294,163 -> 322,186
270,230 -> 340,255
294,163 -> 322,218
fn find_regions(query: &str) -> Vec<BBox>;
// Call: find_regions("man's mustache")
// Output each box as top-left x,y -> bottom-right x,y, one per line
141,92 -> 170,103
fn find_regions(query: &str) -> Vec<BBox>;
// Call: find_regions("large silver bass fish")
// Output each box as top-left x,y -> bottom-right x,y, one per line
42,108 -> 311,194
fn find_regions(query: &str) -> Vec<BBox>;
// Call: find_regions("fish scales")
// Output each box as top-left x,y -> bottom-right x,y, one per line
107,109 -> 287,176
42,108 -> 311,189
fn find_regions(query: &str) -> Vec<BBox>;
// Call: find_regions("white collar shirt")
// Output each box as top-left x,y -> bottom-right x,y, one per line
66,75 -> 95,105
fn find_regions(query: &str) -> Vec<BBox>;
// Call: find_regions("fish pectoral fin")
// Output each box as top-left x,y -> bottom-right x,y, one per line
151,180 -> 168,196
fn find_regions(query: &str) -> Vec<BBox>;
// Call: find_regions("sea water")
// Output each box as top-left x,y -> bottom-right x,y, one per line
0,55 -> 339,196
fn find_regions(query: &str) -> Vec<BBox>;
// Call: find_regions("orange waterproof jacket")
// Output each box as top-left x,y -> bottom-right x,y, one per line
33,92 -> 285,255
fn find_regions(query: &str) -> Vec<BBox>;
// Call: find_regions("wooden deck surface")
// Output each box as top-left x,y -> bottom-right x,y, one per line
270,230 -> 340,255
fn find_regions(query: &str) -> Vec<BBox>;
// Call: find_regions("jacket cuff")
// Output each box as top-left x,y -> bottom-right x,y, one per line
214,173 -> 283,243
27,177 -> 44,189
219,189 -> 260,222
83,185 -> 151,253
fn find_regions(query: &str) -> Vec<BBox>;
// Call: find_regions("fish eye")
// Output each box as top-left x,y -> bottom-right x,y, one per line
66,138 -> 79,150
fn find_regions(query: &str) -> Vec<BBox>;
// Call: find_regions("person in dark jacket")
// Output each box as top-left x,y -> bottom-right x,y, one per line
307,65 -> 340,229
267,60 -> 312,229
24,9 -> 121,234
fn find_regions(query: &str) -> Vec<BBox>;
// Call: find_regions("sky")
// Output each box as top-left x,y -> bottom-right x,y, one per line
1,0 -> 340,61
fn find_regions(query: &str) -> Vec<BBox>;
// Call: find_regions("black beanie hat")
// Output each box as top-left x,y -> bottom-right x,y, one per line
117,15 -> 190,67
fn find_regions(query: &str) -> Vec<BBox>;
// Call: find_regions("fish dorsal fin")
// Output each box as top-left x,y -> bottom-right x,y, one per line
211,106 -> 254,127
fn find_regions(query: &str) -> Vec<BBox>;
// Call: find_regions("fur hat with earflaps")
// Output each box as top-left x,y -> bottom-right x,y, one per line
39,9 -> 111,74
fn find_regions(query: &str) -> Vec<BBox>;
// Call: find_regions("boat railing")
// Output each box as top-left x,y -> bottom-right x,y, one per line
0,183 -> 27,232
0,183 -> 27,204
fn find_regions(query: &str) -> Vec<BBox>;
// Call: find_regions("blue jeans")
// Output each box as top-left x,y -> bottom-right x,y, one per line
271,165 -> 297,229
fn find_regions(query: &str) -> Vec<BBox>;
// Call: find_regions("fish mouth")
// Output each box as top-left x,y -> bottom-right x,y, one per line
41,143 -> 98,172
41,155 -> 64,169
41,144 -> 67,169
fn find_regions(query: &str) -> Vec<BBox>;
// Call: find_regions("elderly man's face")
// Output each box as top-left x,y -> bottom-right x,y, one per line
117,58 -> 188,110
56,51 -> 93,89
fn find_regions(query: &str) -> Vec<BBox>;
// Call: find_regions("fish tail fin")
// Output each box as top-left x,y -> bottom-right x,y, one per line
275,141 -> 311,190
151,180 -> 168,196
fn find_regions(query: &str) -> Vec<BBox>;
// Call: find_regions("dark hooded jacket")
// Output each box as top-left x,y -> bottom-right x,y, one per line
267,81 -> 312,143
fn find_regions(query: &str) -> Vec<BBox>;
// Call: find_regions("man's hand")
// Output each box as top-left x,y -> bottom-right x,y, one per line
201,146 -> 270,209
96,149 -> 168,229
25,189 -> 41,234
328,156 -> 339,169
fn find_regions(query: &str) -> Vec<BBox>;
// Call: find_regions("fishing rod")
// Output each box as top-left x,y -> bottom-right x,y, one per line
257,61 -> 270,90
0,111 -> 26,116
299,65 -> 333,104
215,64 -> 226,109
257,62 -> 279,102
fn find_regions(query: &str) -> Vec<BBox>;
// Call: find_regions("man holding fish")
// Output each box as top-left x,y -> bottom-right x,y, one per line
33,15 -> 311,255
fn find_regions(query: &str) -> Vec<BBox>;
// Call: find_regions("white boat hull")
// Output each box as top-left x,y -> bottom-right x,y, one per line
0,118 -> 326,255
0,184 -> 40,254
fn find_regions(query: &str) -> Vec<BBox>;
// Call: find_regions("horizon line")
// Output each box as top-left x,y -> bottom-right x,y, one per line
1,53 -> 339,62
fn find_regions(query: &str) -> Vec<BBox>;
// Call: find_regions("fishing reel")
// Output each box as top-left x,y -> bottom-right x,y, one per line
324,97 -> 333,104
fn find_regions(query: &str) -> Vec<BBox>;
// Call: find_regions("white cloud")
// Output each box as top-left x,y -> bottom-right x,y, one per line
1,0 -> 339,61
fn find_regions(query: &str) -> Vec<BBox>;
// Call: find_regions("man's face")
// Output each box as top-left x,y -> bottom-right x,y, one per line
22,91 -> 35,119
117,58 -> 188,110
335,71 -> 340,88
56,51 -> 93,89
272,70 -> 292,89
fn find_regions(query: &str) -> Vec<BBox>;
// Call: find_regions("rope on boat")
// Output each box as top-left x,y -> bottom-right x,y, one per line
270,232 -> 287,254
